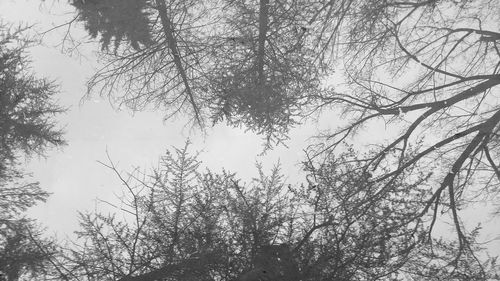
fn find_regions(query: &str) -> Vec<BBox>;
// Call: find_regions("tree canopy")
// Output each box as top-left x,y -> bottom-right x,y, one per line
0,24 -> 65,281
68,0 -> 500,250
0,25 -> 65,175
3,0 -> 498,280
303,0 -> 500,257
70,0 -> 333,145
50,143 -> 496,280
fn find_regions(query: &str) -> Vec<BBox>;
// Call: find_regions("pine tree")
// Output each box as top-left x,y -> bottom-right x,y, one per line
0,25 -> 65,175
71,0 -> 152,51
0,24 -> 65,281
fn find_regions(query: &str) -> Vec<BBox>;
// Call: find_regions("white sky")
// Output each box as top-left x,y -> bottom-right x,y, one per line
1,0 -> 498,256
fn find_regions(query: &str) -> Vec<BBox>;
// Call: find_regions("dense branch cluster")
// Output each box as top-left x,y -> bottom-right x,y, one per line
71,0 -> 331,145
1,0 -> 499,280
59,144 -> 497,280
0,24 -> 65,281
69,0 -> 500,258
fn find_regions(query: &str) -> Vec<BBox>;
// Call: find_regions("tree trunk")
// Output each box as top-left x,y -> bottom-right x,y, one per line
155,0 -> 202,125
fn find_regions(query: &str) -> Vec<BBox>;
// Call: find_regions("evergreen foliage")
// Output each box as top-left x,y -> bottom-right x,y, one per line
71,0 -> 152,51
0,25 -> 65,175
0,24 -> 65,281
2,0 -> 497,280
59,144 -> 499,280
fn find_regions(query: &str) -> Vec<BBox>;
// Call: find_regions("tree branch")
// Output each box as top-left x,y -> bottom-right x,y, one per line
155,0 -> 202,125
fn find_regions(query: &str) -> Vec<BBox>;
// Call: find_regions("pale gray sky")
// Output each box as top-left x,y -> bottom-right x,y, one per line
1,0 -> 498,256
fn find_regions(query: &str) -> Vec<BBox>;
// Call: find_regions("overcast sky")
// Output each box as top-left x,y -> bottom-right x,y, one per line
1,0 -> 498,255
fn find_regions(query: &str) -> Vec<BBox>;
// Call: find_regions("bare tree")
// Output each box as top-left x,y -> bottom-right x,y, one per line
298,0 -> 500,259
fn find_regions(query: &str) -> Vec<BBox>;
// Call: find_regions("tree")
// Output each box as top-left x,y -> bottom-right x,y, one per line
0,24 -> 65,175
299,0 -> 500,260
69,0 -> 330,145
207,0 -> 326,145
0,218 -> 58,281
68,0 -> 500,222
61,143 -> 294,280
300,147 -> 498,280
70,0 -> 219,127
64,0 -> 500,277
71,0 -> 152,51
0,23 -> 66,281
59,143 -> 497,281
0,159 -> 56,281
0,173 -> 61,281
